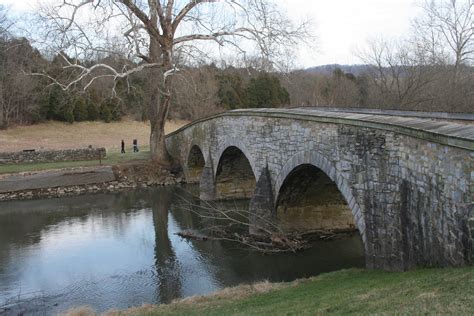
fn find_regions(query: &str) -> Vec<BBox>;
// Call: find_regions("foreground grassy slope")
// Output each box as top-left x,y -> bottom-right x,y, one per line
129,268 -> 473,315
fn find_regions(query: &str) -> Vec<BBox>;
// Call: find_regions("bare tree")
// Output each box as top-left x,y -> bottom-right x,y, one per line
359,38 -> 438,110
412,0 -> 473,110
0,5 -> 14,40
416,0 -> 473,74
171,64 -> 221,120
0,5 -> 45,129
33,0 -> 310,165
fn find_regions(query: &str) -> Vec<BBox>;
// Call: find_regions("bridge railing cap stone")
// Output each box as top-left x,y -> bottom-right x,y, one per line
167,108 -> 474,151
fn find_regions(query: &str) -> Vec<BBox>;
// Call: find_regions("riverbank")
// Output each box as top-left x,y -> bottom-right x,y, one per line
0,160 -> 183,202
65,267 -> 473,315
0,120 -> 188,201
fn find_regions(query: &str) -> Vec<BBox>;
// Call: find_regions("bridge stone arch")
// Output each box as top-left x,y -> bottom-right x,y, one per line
213,142 -> 258,200
185,144 -> 207,183
213,138 -> 258,180
273,151 -> 366,244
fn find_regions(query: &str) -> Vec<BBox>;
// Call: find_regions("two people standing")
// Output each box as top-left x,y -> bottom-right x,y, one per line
121,139 -> 139,154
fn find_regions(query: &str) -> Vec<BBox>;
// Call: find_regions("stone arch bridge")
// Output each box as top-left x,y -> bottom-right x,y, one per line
166,108 -> 474,271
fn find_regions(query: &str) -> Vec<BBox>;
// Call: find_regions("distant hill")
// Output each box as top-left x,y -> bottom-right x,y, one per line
305,64 -> 372,76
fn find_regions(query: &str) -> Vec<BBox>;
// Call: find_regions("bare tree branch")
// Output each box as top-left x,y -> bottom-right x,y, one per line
34,0 -> 312,162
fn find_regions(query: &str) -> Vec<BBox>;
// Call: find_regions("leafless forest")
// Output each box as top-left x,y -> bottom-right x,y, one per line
0,0 -> 472,132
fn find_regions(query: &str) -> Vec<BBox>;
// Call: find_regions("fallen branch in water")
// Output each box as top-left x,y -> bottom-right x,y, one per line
174,190 -> 358,254
177,229 -> 308,253
176,230 -> 209,241
176,226 -> 358,254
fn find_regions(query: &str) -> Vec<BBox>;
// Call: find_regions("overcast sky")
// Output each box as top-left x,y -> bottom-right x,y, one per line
0,0 -> 421,67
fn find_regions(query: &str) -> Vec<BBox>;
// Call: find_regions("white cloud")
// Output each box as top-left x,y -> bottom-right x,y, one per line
275,0 -> 421,67
0,0 -> 37,12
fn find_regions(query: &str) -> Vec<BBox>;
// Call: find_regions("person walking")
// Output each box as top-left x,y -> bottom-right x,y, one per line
121,139 -> 125,154
133,139 -> 139,153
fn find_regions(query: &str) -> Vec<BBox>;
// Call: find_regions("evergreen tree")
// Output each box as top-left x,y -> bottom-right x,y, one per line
245,73 -> 290,108
86,88 -> 101,121
217,73 -> 246,110
73,96 -> 88,121
100,101 -> 113,123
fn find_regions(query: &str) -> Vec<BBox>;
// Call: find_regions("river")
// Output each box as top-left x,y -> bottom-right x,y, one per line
0,185 -> 364,314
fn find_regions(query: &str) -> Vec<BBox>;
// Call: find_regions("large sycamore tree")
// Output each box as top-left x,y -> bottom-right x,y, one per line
35,0 -> 309,165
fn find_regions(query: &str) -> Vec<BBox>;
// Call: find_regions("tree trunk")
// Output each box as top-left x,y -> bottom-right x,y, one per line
150,95 -> 172,165
148,36 -> 173,166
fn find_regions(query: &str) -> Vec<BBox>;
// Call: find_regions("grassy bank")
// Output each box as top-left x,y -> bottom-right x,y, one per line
68,267 -> 473,315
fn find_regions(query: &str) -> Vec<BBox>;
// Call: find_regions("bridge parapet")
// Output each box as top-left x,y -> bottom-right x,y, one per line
166,108 -> 473,271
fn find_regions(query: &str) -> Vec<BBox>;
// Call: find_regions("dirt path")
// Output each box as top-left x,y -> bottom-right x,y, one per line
0,166 -> 116,193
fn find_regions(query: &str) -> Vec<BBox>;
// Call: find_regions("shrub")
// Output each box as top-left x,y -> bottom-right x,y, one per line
73,97 -> 89,121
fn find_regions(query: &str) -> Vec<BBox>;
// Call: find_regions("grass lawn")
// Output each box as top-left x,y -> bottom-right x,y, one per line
124,267 -> 473,315
0,119 -> 186,152
0,150 -> 151,174
0,119 -> 188,175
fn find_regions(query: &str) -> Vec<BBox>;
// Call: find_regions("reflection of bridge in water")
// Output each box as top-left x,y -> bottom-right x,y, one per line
166,108 -> 474,271
156,186 -> 364,297
0,187 -> 363,313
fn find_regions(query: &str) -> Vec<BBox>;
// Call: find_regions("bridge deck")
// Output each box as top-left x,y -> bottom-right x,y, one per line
169,108 -> 474,151
292,107 -> 474,122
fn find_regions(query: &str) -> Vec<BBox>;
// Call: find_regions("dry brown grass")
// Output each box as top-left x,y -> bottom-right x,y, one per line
171,280 -> 285,306
62,306 -> 97,316
0,119 -> 188,152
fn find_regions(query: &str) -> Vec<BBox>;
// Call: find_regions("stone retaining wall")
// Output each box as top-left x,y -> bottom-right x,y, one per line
0,148 -> 106,165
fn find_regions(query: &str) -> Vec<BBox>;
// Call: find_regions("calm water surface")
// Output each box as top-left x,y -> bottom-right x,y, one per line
0,186 -> 364,314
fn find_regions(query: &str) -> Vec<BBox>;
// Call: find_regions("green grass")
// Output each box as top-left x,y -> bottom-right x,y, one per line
0,150 -> 151,174
145,268 -> 473,315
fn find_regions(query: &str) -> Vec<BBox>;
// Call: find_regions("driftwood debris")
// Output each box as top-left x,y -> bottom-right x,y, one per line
176,228 -> 358,254
175,195 -> 358,254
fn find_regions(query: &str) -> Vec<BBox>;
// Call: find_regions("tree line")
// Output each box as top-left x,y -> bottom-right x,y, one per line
286,0 -> 473,113
0,33 -> 472,130
0,33 -> 292,128
0,0 -> 472,132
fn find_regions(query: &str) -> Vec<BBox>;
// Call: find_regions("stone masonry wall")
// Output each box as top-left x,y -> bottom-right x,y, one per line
0,148 -> 106,165
166,111 -> 473,270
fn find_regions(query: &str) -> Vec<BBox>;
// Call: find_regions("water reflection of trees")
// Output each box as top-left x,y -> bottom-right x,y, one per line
0,190 -> 154,281
150,186 -> 183,303
0,186 -> 365,308
0,191 -> 149,245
